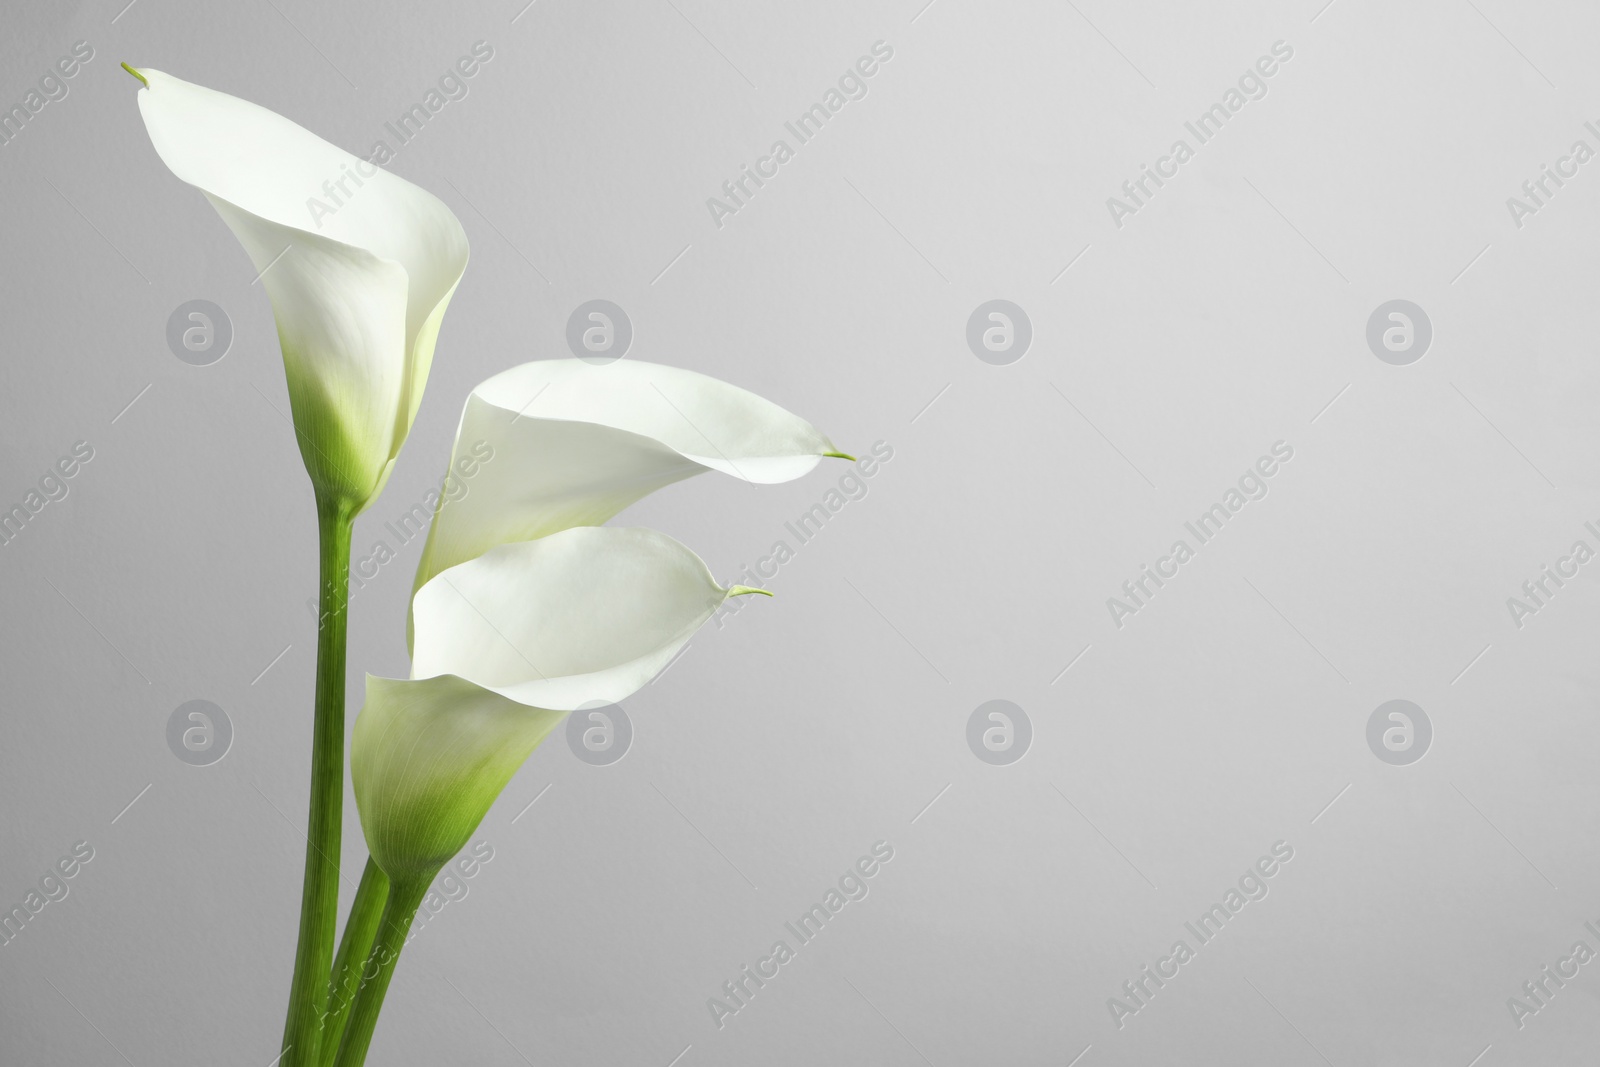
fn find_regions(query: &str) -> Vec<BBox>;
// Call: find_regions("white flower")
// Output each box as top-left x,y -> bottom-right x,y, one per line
412,358 -> 850,594
126,66 -> 468,510
351,526 -> 767,882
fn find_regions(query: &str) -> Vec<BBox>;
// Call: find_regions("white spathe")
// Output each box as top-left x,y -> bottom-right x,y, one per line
353,526 -> 765,881
413,358 -> 846,593
128,67 -> 469,510
411,526 -> 734,709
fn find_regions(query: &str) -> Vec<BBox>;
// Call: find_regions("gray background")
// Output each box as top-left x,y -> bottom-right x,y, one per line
2,0 -> 1598,1064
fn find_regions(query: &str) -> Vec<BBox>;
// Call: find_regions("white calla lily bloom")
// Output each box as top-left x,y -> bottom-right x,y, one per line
353,526 -> 767,883
127,66 -> 469,510
413,358 -> 850,594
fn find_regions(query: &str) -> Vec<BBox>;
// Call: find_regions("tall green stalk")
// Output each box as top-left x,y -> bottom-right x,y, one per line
332,876 -> 430,1067
318,859 -> 390,1065
279,493 -> 356,1067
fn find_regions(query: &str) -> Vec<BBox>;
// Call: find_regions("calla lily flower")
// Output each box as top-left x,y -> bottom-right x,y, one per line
335,365 -> 842,1064
353,526 -> 766,883
126,66 -> 469,511
411,358 -> 851,595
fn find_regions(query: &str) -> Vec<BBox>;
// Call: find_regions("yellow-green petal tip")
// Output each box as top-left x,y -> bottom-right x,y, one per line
823,450 -> 857,462
121,62 -> 148,88
728,585 -> 774,598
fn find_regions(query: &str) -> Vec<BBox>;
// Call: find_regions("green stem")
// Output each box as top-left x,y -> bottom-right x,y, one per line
318,858 -> 390,1066
279,493 -> 356,1067
332,877 -> 430,1067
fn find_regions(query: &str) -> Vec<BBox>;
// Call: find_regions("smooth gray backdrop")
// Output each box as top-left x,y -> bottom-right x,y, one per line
4,0 -> 1600,1064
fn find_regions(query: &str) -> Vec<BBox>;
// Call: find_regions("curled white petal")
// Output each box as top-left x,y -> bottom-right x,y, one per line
411,526 -> 736,710
130,67 -> 468,506
354,525 -> 759,880
412,359 -> 843,592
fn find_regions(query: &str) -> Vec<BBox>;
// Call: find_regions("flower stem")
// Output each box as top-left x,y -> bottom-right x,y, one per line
279,493 -> 356,1067
317,858 -> 390,1066
331,876 -> 429,1067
